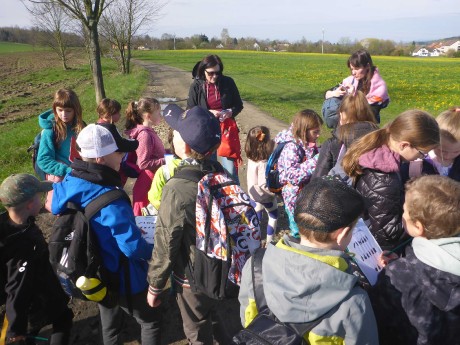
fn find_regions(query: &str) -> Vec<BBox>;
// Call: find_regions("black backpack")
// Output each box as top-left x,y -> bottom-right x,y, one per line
27,128 -> 55,181
232,248 -> 328,345
265,141 -> 305,194
48,189 -> 130,307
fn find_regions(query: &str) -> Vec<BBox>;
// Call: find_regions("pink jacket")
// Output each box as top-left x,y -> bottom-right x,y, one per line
125,125 -> 165,172
343,68 -> 389,105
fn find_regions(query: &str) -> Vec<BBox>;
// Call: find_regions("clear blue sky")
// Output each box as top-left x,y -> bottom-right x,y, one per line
2,0 -> 459,43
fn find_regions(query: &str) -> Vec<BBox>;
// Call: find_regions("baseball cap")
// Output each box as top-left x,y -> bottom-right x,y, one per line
294,177 -> 365,232
76,123 -> 138,158
163,104 -> 221,155
0,173 -> 53,207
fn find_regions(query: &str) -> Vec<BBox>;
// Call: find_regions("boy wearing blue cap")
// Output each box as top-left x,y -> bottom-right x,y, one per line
0,174 -> 73,345
147,105 -> 240,344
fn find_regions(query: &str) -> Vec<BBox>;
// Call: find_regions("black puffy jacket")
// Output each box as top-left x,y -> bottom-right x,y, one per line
354,146 -> 409,250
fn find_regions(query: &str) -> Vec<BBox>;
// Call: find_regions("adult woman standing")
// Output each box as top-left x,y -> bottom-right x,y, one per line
325,49 -> 389,123
342,110 -> 439,251
187,54 -> 244,182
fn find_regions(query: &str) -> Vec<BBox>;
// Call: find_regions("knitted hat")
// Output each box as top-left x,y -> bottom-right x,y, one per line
163,104 -> 221,155
294,177 -> 365,232
0,173 -> 52,207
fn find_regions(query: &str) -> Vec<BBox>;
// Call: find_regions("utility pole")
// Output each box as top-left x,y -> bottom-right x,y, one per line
322,28 -> 324,54
173,34 -> 176,50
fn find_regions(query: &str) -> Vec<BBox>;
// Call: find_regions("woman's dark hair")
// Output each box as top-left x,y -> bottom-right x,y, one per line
347,49 -> 376,96
197,55 -> 224,80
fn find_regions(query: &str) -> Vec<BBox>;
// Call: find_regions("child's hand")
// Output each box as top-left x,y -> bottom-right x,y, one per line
379,250 -> 399,267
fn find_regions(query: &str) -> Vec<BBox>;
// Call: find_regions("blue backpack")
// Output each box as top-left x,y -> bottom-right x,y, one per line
265,141 -> 305,194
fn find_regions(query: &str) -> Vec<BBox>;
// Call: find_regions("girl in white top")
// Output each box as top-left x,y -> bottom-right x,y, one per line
245,126 -> 278,243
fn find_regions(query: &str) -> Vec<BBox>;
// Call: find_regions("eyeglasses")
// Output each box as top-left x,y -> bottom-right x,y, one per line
415,147 -> 429,159
205,70 -> 221,76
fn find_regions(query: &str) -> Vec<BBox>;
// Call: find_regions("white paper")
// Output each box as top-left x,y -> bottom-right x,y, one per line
346,218 -> 383,286
135,216 -> 157,245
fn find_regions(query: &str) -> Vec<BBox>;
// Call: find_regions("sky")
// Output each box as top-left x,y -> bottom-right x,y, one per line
2,0 -> 460,43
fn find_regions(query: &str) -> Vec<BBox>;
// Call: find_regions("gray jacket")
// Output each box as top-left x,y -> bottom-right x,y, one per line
239,236 -> 379,345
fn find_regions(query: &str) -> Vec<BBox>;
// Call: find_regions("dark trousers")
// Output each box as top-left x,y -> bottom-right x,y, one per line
98,290 -> 161,345
176,287 -> 242,345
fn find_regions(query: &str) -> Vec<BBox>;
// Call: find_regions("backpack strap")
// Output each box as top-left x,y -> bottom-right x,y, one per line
84,189 -> 130,219
173,167 -> 206,183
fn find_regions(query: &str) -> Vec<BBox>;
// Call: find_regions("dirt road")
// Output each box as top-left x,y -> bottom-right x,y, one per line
36,60 -> 290,345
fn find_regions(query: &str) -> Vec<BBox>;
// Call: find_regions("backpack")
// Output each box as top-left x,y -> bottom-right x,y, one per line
27,128 -> 55,181
265,141 -> 305,194
232,248 -> 329,345
321,97 -> 342,129
174,166 -> 261,300
120,151 -> 141,178
48,189 -> 130,307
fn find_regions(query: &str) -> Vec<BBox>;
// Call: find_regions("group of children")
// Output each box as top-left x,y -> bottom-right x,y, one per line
0,83 -> 459,344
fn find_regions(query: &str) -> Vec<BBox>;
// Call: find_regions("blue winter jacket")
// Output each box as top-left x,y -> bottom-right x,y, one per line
37,109 -> 75,177
52,173 -> 153,295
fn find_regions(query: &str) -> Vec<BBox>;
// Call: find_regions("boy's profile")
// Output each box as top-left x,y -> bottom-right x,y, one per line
0,174 -> 73,345
369,175 -> 460,345
51,123 -> 162,345
238,177 -> 379,345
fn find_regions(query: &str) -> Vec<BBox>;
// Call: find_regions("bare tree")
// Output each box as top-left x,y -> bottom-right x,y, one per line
28,2 -> 72,70
24,0 -> 113,103
99,0 -> 165,74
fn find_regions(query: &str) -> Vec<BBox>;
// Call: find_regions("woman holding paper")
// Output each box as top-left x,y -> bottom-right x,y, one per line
342,110 -> 439,250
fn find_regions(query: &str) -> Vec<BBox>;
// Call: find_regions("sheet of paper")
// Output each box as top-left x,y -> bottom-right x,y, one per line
347,218 -> 383,286
135,216 -> 157,245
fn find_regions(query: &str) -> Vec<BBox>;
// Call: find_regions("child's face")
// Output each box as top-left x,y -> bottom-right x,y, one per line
306,127 -> 321,144
172,130 -> 187,159
433,140 -> 460,165
56,107 -> 75,124
101,151 -> 124,171
110,111 -> 121,124
30,193 -> 43,217
146,107 -> 162,126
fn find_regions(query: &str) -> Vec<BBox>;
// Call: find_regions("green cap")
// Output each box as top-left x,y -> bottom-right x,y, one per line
0,174 -> 53,207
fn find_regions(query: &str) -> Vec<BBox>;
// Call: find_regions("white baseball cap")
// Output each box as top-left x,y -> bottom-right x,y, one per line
76,124 -> 138,158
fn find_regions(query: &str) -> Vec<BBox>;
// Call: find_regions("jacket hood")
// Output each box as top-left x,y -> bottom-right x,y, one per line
359,145 -> 400,173
413,237 -> 460,276
409,243 -> 460,311
124,124 -> 154,139
274,127 -> 308,151
336,121 -> 378,148
38,109 -> 55,130
263,236 -> 358,323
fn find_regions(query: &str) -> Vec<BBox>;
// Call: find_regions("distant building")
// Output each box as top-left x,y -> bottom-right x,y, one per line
216,43 -> 224,49
254,42 -> 260,51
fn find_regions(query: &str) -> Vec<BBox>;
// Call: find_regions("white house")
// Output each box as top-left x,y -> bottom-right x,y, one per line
412,48 -> 429,57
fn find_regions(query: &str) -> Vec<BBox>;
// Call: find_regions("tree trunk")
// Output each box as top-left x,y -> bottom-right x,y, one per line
86,21 -> 105,103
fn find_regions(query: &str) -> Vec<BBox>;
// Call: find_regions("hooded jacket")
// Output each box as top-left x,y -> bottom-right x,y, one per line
274,128 -> 318,214
343,68 -> 389,106
124,124 -> 165,172
187,76 -> 243,117
239,236 -> 379,345
36,109 -> 77,177
313,122 -> 378,178
355,145 -> 407,249
51,159 -> 153,295
0,213 -> 71,338
369,237 -> 460,345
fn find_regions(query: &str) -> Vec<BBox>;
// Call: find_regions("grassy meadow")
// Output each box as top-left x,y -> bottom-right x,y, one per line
134,49 -> 460,122
0,43 -> 148,182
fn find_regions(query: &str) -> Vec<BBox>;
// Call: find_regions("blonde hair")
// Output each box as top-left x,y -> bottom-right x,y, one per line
437,107 -> 460,143
291,109 -> 323,145
245,126 -> 274,161
52,89 -> 85,145
125,97 -> 160,130
338,91 -> 378,143
405,175 -> 460,239
343,109 -> 439,178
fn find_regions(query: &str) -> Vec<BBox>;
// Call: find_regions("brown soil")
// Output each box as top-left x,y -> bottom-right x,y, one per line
33,60 -> 290,344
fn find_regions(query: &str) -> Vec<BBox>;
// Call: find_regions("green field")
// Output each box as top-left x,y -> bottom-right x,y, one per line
134,49 -> 460,122
0,42 -> 47,54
